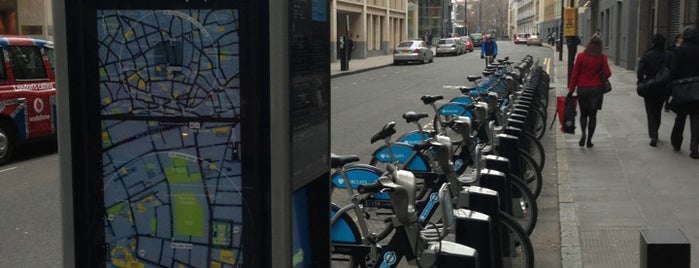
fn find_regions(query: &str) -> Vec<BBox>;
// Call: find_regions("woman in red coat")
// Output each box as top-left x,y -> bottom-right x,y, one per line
569,36 -> 612,147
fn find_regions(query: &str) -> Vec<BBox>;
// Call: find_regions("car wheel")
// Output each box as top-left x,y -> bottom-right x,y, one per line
422,55 -> 428,64
0,122 -> 16,165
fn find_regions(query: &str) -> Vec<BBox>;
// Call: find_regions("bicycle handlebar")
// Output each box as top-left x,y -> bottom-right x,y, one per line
357,179 -> 388,194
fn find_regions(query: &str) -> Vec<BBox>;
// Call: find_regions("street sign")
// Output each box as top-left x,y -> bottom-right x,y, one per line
564,7 -> 578,37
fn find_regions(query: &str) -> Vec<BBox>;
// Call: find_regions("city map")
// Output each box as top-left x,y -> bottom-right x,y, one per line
97,9 -> 244,268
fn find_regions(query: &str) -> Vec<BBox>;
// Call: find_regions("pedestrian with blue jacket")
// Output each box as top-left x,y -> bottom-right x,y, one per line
481,35 -> 498,65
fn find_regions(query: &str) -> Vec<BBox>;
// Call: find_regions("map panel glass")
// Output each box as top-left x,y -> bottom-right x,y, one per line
98,9 -> 240,118
97,9 -> 244,268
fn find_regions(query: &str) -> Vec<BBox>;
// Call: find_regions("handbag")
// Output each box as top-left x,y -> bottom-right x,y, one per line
600,57 -> 612,93
670,76 -> 699,104
637,66 -> 671,98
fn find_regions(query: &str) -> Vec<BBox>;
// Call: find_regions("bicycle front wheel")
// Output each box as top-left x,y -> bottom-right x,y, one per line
508,176 -> 538,236
519,130 -> 545,172
519,149 -> 543,198
498,212 -> 536,268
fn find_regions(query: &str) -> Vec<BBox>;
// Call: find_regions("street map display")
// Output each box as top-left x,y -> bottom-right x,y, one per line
97,9 -> 244,268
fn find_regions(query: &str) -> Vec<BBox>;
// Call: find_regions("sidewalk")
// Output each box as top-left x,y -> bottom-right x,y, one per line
330,55 -> 393,78
552,45 -> 699,267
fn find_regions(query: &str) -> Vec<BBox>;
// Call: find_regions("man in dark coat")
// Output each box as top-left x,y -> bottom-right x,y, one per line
636,34 -> 669,147
668,25 -> 699,158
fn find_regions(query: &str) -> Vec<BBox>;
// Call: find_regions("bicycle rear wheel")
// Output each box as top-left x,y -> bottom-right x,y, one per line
498,212 -> 535,268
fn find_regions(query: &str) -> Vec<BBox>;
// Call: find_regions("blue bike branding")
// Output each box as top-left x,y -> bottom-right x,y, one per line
380,251 -> 397,268
419,192 -> 440,222
372,143 -> 429,171
397,131 -> 431,145
331,167 -> 389,199
454,159 -> 464,171
450,96 -> 473,105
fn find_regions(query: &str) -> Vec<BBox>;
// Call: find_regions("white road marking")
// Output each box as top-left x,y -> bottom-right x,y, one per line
0,167 -> 18,173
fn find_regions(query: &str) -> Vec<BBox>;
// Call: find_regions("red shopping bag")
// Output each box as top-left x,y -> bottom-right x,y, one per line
555,95 -> 577,134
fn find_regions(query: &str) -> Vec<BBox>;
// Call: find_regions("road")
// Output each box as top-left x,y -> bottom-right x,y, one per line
0,41 -> 556,267
0,140 -> 62,267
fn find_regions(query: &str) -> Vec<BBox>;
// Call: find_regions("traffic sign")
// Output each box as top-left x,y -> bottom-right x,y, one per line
564,7 -> 578,37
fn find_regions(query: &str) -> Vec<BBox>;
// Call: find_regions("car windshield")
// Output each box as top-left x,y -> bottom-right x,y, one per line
438,39 -> 454,45
470,34 -> 482,40
530,35 -> 538,39
398,42 -> 415,48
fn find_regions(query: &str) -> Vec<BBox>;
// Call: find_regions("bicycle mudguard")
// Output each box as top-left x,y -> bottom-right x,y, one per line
397,130 -> 431,145
330,203 -> 362,244
450,95 -> 473,106
331,164 -> 389,200
371,143 -> 431,172
438,103 -> 474,119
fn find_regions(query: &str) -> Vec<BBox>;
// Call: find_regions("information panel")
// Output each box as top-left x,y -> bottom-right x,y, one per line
97,9 -> 248,267
289,0 -> 330,189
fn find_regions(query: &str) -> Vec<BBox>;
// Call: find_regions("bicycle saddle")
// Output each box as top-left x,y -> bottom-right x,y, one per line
466,75 -> 481,82
370,121 -> 397,144
330,153 -> 360,169
421,95 -> 444,105
482,70 -> 494,76
402,111 -> 429,124
458,85 -> 477,94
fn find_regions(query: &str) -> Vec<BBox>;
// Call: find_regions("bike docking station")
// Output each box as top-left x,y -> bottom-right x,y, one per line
55,0 -> 330,267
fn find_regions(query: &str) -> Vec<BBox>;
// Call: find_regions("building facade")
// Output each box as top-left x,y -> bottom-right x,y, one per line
516,0 -> 537,34
331,0 -> 409,61
509,0 -> 698,71
0,0 -> 53,41
578,0 -> 698,70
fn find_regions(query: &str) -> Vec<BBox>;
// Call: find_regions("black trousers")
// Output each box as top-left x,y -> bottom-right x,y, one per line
671,112 -> 699,153
643,97 -> 664,139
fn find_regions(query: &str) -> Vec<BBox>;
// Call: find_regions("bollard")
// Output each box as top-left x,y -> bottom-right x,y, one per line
497,134 -> 522,179
640,229 -> 691,268
426,241 -> 479,268
503,126 -> 523,139
483,153 -> 521,202
507,118 -> 525,131
510,111 -> 528,123
454,209 -> 496,268
478,167 -> 511,214
460,186 -> 505,267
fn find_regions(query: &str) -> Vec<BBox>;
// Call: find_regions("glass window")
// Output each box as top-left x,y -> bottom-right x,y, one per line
44,46 -> 55,70
8,45 -> 48,80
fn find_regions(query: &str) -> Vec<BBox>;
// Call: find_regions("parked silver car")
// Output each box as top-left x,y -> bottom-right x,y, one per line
526,34 -> 543,46
393,40 -> 434,65
436,38 -> 464,56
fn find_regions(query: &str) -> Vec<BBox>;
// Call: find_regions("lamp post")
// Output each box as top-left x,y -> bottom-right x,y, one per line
478,0 -> 482,32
